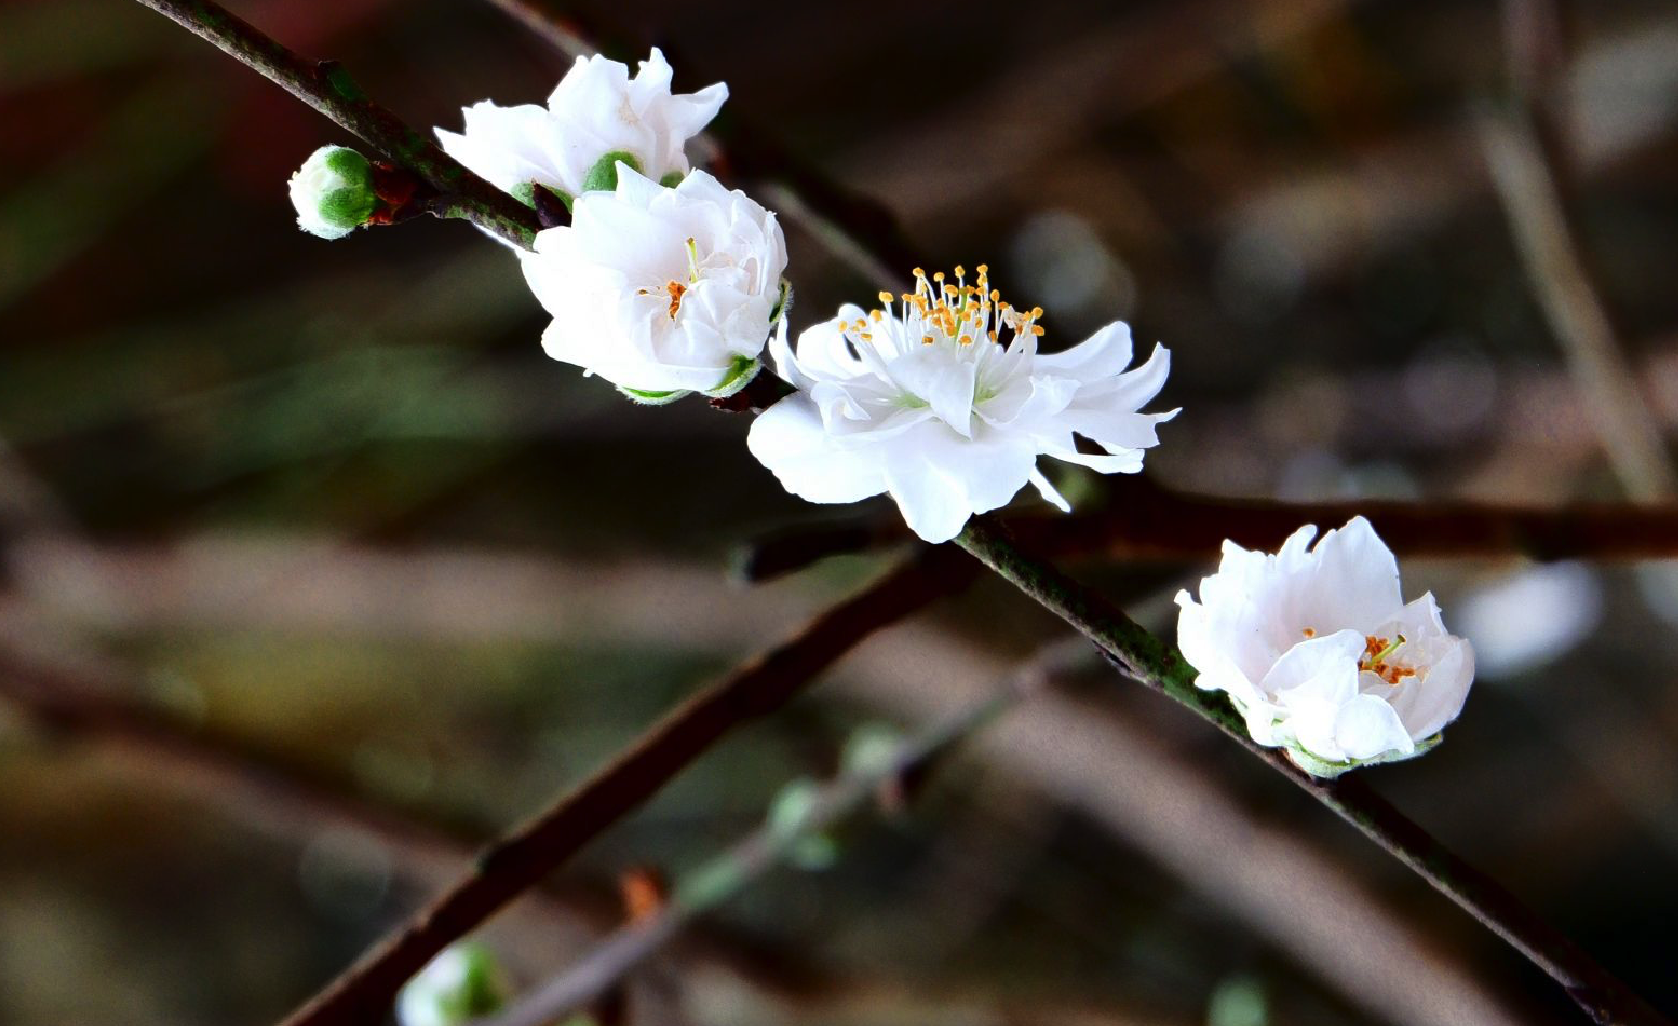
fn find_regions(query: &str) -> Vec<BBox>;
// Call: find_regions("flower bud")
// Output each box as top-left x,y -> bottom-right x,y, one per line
767,777 -> 839,870
395,942 -> 511,1026
288,145 -> 376,241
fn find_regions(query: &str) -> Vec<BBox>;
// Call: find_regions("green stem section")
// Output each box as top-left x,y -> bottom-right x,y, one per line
130,0 -> 540,249
956,514 -> 1670,1026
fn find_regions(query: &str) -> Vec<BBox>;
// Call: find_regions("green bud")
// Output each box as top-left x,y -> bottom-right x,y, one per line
288,145 -> 376,241
659,171 -> 686,188
1208,975 -> 1268,1026
396,942 -> 511,1026
767,777 -> 839,871
703,354 -> 760,398
840,723 -> 904,780
581,150 -> 642,194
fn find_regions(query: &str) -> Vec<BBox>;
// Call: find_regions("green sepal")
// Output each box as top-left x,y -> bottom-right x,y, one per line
769,278 -> 792,325
618,385 -> 689,406
582,150 -> 642,193
513,181 -> 574,213
1284,732 -> 1441,779
659,171 -> 686,188
702,354 -> 760,398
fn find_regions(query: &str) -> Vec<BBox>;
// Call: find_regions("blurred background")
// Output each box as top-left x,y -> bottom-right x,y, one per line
2,0 -> 1677,1023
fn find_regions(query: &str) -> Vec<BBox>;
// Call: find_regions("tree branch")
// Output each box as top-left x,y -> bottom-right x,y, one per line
955,515 -> 1671,1026
130,0 -> 541,249
277,546 -> 974,1026
743,478 -> 1678,582
476,643 -> 1073,1026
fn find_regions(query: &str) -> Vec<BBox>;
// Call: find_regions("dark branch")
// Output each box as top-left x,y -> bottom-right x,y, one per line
743,477 -> 1678,581
278,547 -> 974,1026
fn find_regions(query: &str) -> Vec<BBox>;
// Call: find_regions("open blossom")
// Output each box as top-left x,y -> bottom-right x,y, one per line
521,166 -> 787,398
1174,517 -> 1475,776
746,266 -> 1174,543
436,48 -> 725,203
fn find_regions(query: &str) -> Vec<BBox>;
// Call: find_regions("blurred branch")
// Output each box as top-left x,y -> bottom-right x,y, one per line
279,546 -> 975,1026
743,479 -> 1678,582
129,0 -> 541,248
955,515 -> 1670,1026
477,643 -> 1077,1026
1481,113 -> 1675,501
1483,0 -> 1675,502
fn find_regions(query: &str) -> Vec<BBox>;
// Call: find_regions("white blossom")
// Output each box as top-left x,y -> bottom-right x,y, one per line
746,266 -> 1174,543
436,48 -> 725,203
521,166 -> 787,398
287,145 -> 375,241
1174,517 -> 1475,776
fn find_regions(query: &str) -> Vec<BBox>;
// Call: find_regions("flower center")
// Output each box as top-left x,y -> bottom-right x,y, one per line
1360,634 -> 1416,686
845,264 -> 1047,351
636,238 -> 702,321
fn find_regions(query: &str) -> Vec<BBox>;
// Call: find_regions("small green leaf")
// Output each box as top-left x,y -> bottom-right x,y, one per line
581,150 -> 642,193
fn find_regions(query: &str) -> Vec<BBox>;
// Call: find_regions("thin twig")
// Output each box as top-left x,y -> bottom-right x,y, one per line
742,478 -> 1678,581
476,644 -> 1075,1026
474,0 -> 928,287
955,514 -> 1671,1026
278,547 -> 973,1026
129,0 -> 540,249
1480,0 -> 1675,505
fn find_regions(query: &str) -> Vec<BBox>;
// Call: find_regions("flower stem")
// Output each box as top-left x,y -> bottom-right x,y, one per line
955,513 -> 1670,1026
129,0 -> 540,249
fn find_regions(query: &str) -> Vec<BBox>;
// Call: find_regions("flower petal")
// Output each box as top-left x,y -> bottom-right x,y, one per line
746,395 -> 888,504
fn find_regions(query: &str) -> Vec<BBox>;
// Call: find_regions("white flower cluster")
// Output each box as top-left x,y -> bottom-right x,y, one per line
336,48 -> 1472,776
438,48 -> 785,401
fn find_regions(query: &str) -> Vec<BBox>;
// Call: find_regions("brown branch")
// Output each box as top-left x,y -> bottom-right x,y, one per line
277,546 -> 974,1026
130,0 -> 541,249
742,477 -> 1678,581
